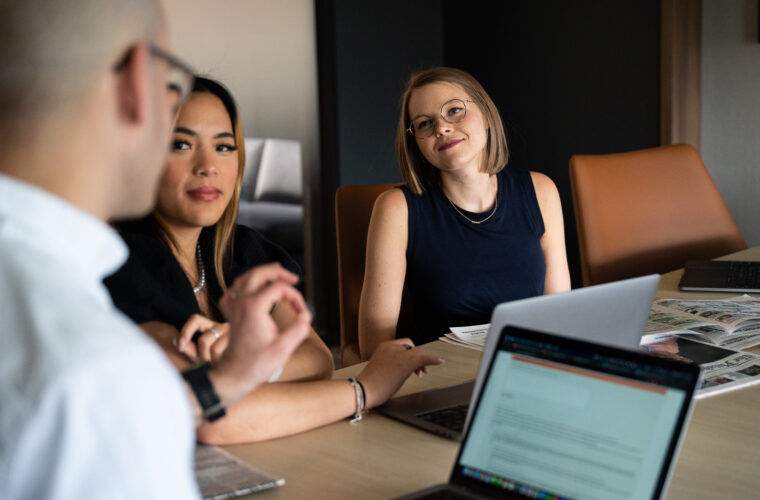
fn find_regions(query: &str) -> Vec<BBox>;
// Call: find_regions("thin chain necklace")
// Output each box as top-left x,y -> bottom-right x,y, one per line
192,243 -> 206,294
446,189 -> 498,225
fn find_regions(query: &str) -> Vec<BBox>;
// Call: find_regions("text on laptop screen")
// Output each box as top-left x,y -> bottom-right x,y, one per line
458,332 -> 694,500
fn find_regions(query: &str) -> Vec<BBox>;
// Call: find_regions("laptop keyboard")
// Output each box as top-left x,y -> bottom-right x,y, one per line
416,404 -> 468,433
726,262 -> 760,289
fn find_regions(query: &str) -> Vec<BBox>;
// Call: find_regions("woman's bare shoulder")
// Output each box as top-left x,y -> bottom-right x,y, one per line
372,187 -> 408,220
529,170 -> 557,191
529,171 -> 560,203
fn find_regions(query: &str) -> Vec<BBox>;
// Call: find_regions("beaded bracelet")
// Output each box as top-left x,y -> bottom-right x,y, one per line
347,378 -> 366,423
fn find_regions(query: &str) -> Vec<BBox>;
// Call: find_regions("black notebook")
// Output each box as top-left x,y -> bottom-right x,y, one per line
679,260 -> 760,293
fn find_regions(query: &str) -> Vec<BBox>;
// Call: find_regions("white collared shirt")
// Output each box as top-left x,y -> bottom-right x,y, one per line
0,175 -> 200,499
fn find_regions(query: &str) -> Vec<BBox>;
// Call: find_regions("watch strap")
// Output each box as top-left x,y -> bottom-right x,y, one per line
182,362 -> 226,422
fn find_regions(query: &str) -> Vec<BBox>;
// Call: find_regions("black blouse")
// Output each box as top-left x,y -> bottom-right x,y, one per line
103,218 -> 300,330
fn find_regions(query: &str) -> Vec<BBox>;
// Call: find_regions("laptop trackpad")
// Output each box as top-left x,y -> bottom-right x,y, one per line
377,381 -> 475,440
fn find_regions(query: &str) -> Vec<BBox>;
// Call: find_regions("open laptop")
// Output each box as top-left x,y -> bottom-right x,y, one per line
378,274 -> 660,440
396,325 -> 701,500
679,260 -> 760,293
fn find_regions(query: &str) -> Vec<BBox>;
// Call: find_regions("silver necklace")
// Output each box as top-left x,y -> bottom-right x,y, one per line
193,243 -> 206,294
447,192 -> 498,225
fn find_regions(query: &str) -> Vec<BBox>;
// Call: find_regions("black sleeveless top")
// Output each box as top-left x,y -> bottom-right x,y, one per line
401,168 -> 546,344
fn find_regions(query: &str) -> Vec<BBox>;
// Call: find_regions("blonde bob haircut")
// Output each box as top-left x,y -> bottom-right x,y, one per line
395,67 -> 509,194
154,76 -> 245,293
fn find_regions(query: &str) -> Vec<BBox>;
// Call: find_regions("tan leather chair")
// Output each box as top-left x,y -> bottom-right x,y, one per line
335,184 -> 398,367
570,143 -> 747,286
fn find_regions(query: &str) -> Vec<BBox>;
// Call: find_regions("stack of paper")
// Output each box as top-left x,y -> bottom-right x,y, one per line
438,324 -> 490,351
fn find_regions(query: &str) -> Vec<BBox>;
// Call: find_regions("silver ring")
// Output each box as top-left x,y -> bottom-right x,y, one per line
209,327 -> 220,339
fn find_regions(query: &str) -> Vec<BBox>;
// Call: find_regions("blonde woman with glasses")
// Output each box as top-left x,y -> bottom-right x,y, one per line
359,67 -> 570,360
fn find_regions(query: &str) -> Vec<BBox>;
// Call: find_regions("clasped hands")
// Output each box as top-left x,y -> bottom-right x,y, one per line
172,262 -> 445,414
182,263 -> 311,406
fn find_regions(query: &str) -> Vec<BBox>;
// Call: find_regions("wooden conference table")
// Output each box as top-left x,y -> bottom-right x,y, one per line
227,247 -> 760,499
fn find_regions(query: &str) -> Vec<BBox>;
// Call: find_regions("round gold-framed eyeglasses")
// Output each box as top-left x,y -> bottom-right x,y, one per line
406,98 -> 473,139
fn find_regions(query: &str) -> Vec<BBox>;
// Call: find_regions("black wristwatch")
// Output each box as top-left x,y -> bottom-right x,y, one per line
182,362 -> 226,422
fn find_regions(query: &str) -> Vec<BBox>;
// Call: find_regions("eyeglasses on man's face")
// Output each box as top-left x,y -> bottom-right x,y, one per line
114,43 -> 195,106
407,98 -> 473,139
147,44 -> 195,106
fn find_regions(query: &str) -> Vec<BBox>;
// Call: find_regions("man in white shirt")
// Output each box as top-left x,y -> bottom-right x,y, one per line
0,0 -> 311,498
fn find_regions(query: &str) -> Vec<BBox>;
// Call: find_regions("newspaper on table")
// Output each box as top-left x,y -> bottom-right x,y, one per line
641,337 -> 760,397
439,320 -> 760,397
194,444 -> 284,500
642,295 -> 760,350
438,324 -> 489,351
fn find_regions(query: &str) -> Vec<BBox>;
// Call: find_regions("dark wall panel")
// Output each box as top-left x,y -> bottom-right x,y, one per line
315,0 -> 444,336
332,1 -> 444,185
442,0 -> 661,286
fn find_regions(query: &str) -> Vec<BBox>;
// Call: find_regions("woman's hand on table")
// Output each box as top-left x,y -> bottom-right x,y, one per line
177,314 -> 230,363
357,338 -> 444,408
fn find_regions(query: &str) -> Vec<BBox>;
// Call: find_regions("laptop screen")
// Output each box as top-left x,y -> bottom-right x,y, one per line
451,326 -> 700,500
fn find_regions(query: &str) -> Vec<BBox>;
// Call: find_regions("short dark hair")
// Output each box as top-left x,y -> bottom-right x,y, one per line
0,0 -> 163,125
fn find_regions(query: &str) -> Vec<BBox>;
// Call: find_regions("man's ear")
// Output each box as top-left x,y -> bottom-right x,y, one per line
115,44 -> 150,126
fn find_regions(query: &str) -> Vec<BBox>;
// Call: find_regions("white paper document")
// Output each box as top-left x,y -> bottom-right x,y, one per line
439,324 -> 490,351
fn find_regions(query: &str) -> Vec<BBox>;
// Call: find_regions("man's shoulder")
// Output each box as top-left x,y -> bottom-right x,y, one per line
2,300 -> 176,408
0,248 -> 176,410
0,310 -> 196,499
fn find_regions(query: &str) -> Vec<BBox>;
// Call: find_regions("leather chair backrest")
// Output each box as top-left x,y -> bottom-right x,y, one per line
570,143 -> 747,286
335,183 -> 398,367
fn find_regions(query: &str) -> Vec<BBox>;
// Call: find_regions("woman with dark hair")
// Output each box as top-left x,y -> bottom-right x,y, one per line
105,76 -> 442,443
359,67 -> 571,359
107,76 -> 331,380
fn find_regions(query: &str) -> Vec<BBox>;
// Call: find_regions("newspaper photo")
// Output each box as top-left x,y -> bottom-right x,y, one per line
643,295 -> 760,350
641,337 -> 760,397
